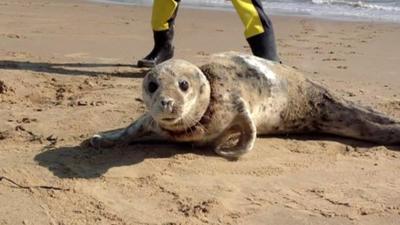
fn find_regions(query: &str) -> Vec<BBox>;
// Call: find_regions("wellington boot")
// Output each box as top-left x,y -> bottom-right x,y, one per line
137,29 -> 175,68
247,31 -> 280,62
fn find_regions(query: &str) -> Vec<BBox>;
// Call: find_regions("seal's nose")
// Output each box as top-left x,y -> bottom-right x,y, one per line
160,97 -> 174,112
160,99 -> 174,107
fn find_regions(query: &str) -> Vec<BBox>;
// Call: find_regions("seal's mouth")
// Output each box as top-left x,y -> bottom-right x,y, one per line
158,116 -> 183,125
161,117 -> 178,122
158,101 -> 214,138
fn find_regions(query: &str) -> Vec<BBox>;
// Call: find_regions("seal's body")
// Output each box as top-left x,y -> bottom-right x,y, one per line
89,52 -> 400,158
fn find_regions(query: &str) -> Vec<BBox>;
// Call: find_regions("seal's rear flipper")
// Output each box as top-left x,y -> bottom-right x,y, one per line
309,82 -> 400,145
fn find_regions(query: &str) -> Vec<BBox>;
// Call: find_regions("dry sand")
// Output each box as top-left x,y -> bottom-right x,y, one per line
0,0 -> 400,224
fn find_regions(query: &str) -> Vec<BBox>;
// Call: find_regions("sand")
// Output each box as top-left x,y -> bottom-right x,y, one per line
0,0 -> 400,224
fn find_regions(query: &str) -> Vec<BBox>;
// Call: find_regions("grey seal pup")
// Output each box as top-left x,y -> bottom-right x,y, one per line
88,52 -> 400,159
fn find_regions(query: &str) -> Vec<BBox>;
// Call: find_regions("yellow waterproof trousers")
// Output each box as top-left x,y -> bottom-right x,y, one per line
151,0 -> 269,38
151,0 -> 179,31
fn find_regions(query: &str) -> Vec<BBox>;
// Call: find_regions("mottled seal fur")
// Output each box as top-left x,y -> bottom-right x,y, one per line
88,52 -> 400,158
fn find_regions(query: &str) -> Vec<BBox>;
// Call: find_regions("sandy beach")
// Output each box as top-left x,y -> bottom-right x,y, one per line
0,0 -> 400,224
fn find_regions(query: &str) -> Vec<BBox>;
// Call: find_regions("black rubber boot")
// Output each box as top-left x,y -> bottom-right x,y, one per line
137,29 -> 175,68
245,0 -> 280,62
137,1 -> 179,68
247,31 -> 280,62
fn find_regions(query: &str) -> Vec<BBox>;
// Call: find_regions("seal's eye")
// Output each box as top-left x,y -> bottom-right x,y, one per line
148,81 -> 158,93
179,80 -> 189,92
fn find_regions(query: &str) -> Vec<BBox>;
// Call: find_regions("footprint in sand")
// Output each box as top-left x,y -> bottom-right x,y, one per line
322,58 -> 345,62
0,80 -> 14,94
336,65 -> 348,69
2,33 -> 26,39
197,51 -> 209,56
5,51 -> 32,58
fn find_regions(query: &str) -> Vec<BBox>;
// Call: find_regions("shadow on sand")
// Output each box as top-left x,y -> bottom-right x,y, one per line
34,134 -> 400,179
0,60 -> 149,78
34,142 -> 217,179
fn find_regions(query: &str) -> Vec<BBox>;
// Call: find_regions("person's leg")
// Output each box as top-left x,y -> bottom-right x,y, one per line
137,0 -> 180,68
231,0 -> 279,62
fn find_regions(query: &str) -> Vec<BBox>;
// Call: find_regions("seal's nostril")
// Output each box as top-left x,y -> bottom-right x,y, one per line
160,98 -> 174,107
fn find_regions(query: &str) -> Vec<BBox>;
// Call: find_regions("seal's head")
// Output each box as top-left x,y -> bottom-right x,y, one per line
142,59 -> 211,131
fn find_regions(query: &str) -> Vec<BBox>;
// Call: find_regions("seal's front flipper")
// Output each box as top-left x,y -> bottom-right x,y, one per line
89,128 -> 128,149
87,114 -> 160,149
213,98 -> 257,159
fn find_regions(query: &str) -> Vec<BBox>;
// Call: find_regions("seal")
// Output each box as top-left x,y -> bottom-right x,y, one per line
88,52 -> 400,159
